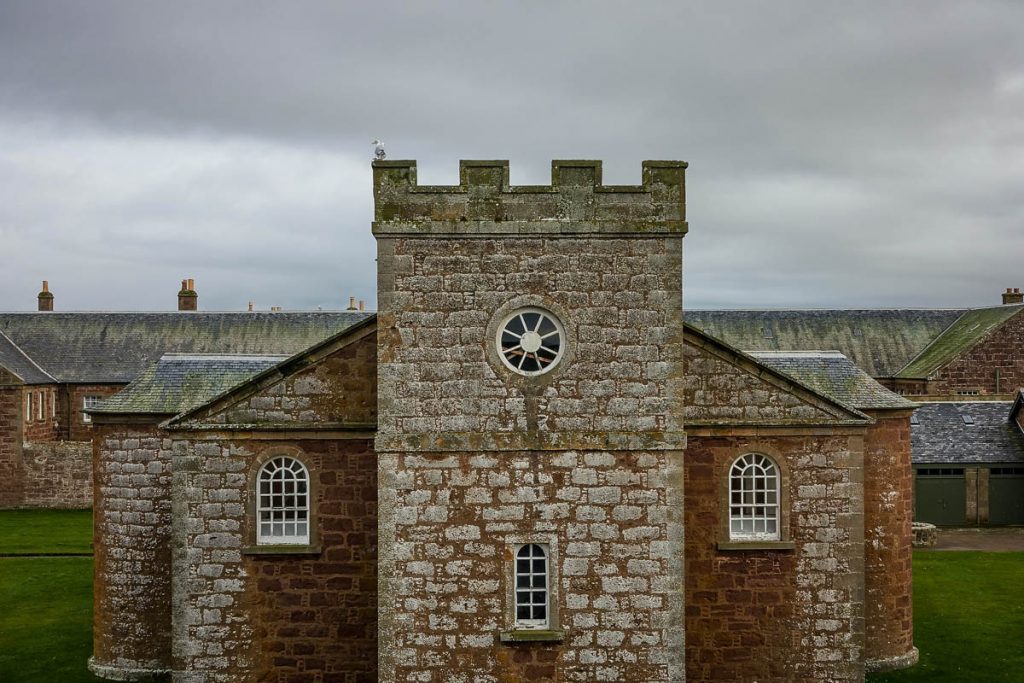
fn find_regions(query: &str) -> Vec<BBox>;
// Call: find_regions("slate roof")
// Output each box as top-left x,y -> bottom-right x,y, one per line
0,330 -> 56,385
686,309 -> 966,377
911,402 -> 1024,465
896,305 -> 1024,379
750,351 -> 916,411
91,354 -> 289,415
0,312 -> 372,384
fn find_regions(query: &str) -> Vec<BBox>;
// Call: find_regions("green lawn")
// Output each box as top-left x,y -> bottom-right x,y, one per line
0,510 -> 1022,681
0,509 -> 93,555
867,551 -> 1024,682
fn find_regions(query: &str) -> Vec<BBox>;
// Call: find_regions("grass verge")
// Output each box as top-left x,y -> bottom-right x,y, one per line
0,509 -> 93,555
868,551 -> 1024,682
0,557 -> 102,682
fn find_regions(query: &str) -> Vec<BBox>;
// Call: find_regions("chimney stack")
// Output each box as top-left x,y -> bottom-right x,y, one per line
359,299 -> 365,311
178,278 -> 198,311
1002,287 -> 1023,305
248,301 -> 254,312
37,280 -> 54,312
346,296 -> 357,311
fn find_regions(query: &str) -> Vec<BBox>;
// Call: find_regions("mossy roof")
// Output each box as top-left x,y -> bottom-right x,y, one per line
0,330 -> 55,385
750,351 -> 916,411
0,312 -> 371,384
911,402 -> 1024,464
896,305 -> 1024,379
686,309 -> 965,378
91,354 -> 289,415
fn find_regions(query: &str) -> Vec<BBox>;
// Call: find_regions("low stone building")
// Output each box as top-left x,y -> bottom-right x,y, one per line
0,308 -> 369,508
88,160 -> 918,682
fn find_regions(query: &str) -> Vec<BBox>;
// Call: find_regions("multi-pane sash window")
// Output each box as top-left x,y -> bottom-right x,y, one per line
257,456 -> 310,545
25,394 -> 31,422
37,391 -> 44,420
82,395 -> 101,424
729,453 -> 780,540
514,543 -> 549,628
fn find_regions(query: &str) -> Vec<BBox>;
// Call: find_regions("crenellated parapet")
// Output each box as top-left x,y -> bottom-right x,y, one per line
372,159 -> 687,235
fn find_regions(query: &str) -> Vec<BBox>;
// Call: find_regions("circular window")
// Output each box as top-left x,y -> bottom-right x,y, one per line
496,307 -> 565,376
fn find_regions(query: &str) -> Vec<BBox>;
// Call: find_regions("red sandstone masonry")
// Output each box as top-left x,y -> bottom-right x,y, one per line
862,411 -> 915,669
0,381 -> 26,508
929,311 -> 1024,395
69,384 -> 124,441
685,433 -> 865,683
22,440 -> 92,508
171,437 -> 378,682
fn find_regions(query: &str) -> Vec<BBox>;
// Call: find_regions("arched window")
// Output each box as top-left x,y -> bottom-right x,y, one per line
514,543 -> 549,628
257,456 -> 310,545
729,453 -> 779,540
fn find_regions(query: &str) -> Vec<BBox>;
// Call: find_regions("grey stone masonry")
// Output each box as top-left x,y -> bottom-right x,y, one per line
373,161 -> 688,682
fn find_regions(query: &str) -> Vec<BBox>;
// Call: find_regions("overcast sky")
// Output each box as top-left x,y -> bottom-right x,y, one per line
1,1 -> 1022,312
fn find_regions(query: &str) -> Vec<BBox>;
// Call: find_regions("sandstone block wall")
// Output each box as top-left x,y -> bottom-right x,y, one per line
23,385 -> 59,442
0,382 -> 25,508
171,437 -> 377,682
91,422 -> 174,679
928,311 -> 1024,396
69,384 -> 123,441
684,433 -> 866,682
380,448 -> 677,682
862,411 -> 915,671
22,440 -> 92,508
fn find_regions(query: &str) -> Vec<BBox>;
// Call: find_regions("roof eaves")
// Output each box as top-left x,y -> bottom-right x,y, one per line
896,305 -> 1024,379
0,329 -> 57,385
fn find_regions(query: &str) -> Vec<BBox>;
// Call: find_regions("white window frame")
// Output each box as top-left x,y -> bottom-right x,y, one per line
37,391 -> 44,421
25,393 -> 31,423
51,389 -> 56,418
729,453 -> 780,541
514,543 -> 550,629
82,395 -> 101,424
496,308 -> 565,377
256,456 -> 311,545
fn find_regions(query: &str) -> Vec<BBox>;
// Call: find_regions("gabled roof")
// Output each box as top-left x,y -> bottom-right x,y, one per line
685,309 -> 965,378
751,351 -> 916,411
896,305 -> 1024,379
90,354 -> 289,416
0,330 -> 56,385
0,312 -> 372,383
911,402 -> 1024,464
683,323 -> 871,426
165,315 -> 377,430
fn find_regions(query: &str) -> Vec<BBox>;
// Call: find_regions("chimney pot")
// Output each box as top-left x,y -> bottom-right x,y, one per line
347,296 -> 357,311
359,299 -> 365,311
178,278 -> 198,311
248,301 -> 254,312
37,280 -> 54,311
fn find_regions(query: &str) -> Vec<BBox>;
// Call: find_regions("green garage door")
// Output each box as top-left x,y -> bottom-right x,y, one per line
989,467 -> 1024,526
915,468 -> 966,526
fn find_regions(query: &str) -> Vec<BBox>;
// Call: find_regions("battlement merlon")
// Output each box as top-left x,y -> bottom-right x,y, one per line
372,160 -> 687,237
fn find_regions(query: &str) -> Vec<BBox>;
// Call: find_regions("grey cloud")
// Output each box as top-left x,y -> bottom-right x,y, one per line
0,1 -> 1022,310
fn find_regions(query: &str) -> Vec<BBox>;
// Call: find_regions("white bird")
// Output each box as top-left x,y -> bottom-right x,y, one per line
373,139 -> 386,160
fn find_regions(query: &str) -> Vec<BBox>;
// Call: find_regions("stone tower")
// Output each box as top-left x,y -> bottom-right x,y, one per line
373,159 -> 688,681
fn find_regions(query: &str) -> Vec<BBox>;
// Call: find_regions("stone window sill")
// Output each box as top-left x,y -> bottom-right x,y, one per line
241,544 -> 322,556
717,540 -> 795,551
499,629 -> 565,643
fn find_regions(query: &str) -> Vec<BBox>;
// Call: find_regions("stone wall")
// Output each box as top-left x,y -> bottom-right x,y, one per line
69,383 -> 124,441
380,448 -> 677,682
170,437 -> 378,682
684,432 -> 866,682
23,384 -> 59,442
862,410 -> 916,672
928,311 -> 1024,396
0,381 -> 25,508
22,440 -> 92,508
90,422 -> 174,681
208,332 -> 376,426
